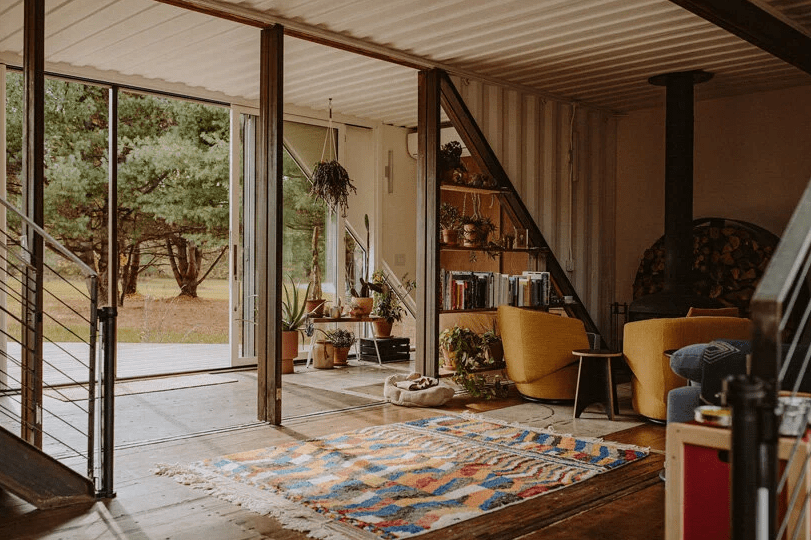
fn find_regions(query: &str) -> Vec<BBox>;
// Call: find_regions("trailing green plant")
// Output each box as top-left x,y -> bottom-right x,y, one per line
310,160 -> 357,217
325,328 -> 355,348
371,270 -> 416,323
439,324 -> 508,400
281,277 -> 311,332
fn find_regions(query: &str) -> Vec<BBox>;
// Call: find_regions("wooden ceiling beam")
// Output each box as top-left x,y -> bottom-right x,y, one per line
668,0 -> 811,75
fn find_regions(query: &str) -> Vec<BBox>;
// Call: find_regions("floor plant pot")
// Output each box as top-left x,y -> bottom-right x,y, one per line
312,340 -> 333,369
281,331 -> 299,374
373,319 -> 394,338
333,346 -> 351,366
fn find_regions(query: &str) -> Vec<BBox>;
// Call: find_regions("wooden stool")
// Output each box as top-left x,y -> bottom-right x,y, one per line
572,349 -> 622,420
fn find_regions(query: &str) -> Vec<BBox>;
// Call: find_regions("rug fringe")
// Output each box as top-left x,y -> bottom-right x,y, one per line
154,463 -> 377,540
457,411 -> 651,454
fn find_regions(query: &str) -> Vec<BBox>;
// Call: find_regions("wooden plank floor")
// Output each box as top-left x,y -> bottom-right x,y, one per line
0,364 -> 667,540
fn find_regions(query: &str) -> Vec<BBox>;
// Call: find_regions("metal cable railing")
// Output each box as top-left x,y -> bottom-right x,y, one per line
0,196 -> 109,494
740,177 -> 811,540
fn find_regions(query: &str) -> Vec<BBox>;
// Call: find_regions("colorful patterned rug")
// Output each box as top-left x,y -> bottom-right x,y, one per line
156,414 -> 648,540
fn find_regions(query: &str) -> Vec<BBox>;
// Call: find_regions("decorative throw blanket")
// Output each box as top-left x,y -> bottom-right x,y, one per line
157,414 -> 648,540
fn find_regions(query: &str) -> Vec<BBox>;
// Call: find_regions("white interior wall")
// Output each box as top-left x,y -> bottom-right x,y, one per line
450,75 -> 618,337
380,124 -> 418,282
615,84 -> 811,307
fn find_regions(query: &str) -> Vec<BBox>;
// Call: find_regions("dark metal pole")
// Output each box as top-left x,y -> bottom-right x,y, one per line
727,375 -> 768,540
99,306 -> 116,498
21,0 -> 45,448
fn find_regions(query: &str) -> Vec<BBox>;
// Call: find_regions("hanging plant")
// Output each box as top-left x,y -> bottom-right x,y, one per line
309,99 -> 357,217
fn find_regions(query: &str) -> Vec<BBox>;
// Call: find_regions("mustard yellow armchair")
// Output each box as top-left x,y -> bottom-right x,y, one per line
497,306 -> 590,401
623,316 -> 751,421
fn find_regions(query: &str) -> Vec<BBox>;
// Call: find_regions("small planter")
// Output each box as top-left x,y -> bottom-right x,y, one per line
373,319 -> 394,338
463,224 -> 482,247
441,229 -> 459,246
486,341 -> 504,365
333,346 -> 351,366
352,297 -> 374,316
312,340 -> 333,369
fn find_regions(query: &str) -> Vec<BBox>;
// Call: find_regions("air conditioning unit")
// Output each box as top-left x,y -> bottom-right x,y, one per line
406,127 -> 470,159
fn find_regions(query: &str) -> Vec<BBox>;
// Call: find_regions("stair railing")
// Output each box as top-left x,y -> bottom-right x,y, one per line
0,195 -> 110,495
741,177 -> 811,540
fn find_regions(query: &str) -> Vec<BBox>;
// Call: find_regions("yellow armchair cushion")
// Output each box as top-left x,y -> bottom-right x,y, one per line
623,316 -> 751,420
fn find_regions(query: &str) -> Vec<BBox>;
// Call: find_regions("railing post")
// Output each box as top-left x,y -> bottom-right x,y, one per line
728,374 -> 775,540
98,306 -> 116,498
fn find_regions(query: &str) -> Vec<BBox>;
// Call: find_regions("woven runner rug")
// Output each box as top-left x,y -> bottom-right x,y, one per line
156,414 -> 649,540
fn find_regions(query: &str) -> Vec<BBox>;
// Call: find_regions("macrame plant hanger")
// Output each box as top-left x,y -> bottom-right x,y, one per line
320,98 -> 337,164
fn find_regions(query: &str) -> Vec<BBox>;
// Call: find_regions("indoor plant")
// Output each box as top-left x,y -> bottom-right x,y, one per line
438,325 -> 484,369
439,324 -> 508,400
305,226 -> 326,317
281,278 -> 311,374
439,140 -> 466,183
325,328 -> 355,365
461,215 -> 496,247
370,270 -> 416,338
349,214 -> 381,315
439,202 -> 462,246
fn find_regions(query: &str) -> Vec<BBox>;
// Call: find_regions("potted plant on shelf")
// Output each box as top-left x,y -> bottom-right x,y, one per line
461,215 -> 497,247
482,327 -> 504,366
439,202 -> 462,246
370,271 -> 416,338
325,328 -> 355,366
349,214 -> 380,316
439,141 -> 466,184
281,278 -> 311,374
305,226 -> 326,317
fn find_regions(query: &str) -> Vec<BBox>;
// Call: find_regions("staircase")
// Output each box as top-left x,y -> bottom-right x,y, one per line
0,196 -> 113,508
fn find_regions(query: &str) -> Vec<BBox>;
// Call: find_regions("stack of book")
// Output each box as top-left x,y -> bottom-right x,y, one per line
440,270 -> 555,310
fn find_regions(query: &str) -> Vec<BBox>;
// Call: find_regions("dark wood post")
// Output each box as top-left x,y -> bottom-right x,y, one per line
21,0 -> 45,447
256,25 -> 284,424
416,69 -> 441,377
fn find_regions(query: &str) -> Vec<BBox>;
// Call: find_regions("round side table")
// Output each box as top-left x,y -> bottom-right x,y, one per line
572,349 -> 623,420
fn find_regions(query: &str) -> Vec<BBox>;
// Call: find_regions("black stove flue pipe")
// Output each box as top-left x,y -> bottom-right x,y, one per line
650,70 -> 713,293
629,70 -> 716,320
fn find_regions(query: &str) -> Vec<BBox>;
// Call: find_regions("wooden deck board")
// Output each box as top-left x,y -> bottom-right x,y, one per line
1,370 -> 667,540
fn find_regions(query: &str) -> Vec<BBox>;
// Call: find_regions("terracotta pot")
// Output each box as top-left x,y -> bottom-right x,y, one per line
463,224 -> 481,247
281,331 -> 299,374
305,299 -> 326,317
333,346 -> 351,366
352,296 -> 374,316
441,229 -> 459,246
281,358 -> 294,374
312,340 -> 333,369
373,319 -> 394,338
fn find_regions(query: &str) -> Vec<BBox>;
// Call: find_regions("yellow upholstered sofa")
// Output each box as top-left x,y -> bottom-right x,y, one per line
623,316 -> 752,421
497,305 -> 591,401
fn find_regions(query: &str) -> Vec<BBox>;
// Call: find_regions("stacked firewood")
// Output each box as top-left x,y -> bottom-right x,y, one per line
633,221 -> 777,316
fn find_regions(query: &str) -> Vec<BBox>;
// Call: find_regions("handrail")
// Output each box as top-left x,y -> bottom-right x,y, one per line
742,176 -> 811,540
0,197 -> 96,278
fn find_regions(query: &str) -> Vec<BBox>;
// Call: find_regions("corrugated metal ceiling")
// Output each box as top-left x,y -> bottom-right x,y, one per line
1,0 -> 810,126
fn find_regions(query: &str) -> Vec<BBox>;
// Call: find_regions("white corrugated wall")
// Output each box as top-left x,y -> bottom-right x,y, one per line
451,75 -> 618,338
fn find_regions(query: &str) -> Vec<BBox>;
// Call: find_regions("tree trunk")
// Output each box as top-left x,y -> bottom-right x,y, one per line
119,244 -> 141,306
167,236 -> 202,297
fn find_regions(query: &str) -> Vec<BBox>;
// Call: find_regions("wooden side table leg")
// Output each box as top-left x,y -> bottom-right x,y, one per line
574,359 -> 589,419
605,357 -> 617,420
